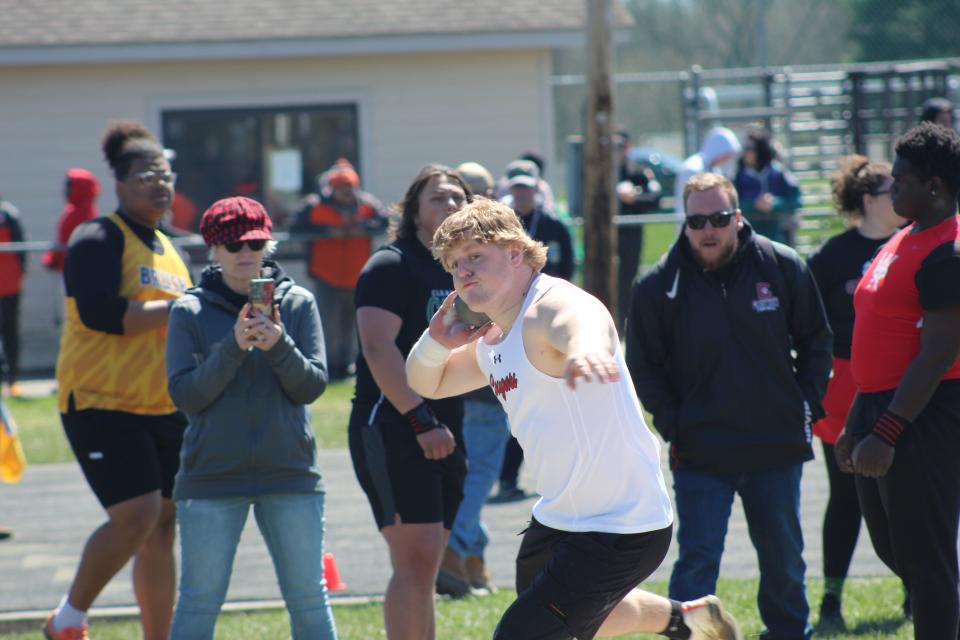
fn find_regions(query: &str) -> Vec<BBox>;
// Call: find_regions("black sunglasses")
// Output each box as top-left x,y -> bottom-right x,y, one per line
224,239 -> 267,253
685,210 -> 735,230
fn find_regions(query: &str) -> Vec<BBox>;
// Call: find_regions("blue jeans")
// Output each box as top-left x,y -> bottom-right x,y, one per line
448,400 -> 511,559
170,493 -> 338,640
313,279 -> 357,377
670,464 -> 811,640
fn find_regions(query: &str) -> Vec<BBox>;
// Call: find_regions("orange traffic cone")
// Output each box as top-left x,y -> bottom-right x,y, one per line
323,552 -> 347,592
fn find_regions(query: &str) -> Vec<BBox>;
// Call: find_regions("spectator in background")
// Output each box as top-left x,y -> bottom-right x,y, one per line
628,173 -> 831,638
920,97 -> 954,129
43,169 -> 100,274
495,159 -> 575,503
0,195 -> 26,397
166,197 -> 336,640
497,155 -> 556,212
806,155 -> 905,629
615,130 -> 663,330
348,165 -> 470,640
430,162 -> 511,597
734,129 -> 802,245
293,160 -> 386,380
46,121 -> 191,640
674,126 -> 742,217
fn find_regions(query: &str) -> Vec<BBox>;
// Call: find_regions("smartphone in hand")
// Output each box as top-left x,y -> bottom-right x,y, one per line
454,296 -> 490,329
249,278 -> 275,317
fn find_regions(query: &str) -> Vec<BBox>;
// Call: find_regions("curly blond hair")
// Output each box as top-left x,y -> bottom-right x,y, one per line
432,198 -> 547,272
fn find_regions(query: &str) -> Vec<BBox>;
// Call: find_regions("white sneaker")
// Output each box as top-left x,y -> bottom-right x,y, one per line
682,595 -> 743,640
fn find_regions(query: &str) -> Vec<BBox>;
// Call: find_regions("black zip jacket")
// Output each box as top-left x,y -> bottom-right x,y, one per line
626,223 -> 832,474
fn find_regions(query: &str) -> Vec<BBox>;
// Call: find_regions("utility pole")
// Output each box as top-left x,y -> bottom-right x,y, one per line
582,0 -> 616,313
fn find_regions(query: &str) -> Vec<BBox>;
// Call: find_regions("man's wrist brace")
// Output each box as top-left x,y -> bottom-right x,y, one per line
405,402 -> 440,435
872,409 -> 911,447
410,331 -> 451,368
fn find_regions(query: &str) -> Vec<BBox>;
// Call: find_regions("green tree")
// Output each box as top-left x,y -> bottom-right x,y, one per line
849,0 -> 960,61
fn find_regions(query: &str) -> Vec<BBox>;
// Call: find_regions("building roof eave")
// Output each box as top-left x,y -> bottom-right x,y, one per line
0,30 -> 590,68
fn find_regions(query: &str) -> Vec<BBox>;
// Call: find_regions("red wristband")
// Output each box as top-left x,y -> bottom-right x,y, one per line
405,402 -> 439,435
872,409 -> 910,447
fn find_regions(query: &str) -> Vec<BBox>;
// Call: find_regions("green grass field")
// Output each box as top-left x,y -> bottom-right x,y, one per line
11,380 -> 355,465
0,577 -> 912,639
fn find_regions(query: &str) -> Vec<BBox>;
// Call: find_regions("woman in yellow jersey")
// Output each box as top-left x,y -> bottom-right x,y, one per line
44,122 -> 191,640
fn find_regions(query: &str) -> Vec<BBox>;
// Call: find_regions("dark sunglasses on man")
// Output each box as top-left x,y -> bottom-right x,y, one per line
224,239 -> 268,253
685,210 -> 736,230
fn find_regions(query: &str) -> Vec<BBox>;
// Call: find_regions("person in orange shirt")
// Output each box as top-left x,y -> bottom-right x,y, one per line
292,160 -> 386,379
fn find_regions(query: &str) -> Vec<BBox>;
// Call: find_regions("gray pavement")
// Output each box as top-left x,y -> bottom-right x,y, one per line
1,428 -> 891,617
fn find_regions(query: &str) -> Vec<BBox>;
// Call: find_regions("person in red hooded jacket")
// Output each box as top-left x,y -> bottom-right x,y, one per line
0,194 -> 27,396
43,169 -> 101,273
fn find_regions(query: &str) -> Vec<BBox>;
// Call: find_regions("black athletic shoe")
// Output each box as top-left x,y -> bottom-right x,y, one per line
818,593 -> 845,630
487,485 -> 530,504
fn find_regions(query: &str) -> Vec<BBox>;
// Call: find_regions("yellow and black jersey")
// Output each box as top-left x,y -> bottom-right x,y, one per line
57,212 -> 192,415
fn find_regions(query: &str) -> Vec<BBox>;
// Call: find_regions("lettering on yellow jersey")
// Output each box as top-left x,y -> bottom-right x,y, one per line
139,265 -> 189,294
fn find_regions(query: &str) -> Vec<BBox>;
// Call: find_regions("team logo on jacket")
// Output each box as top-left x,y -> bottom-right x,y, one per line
751,282 -> 780,312
490,372 -> 518,401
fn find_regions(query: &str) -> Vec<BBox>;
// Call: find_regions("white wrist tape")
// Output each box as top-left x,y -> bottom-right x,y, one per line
411,331 -> 452,368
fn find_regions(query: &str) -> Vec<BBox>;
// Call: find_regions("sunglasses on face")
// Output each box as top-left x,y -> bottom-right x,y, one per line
132,171 -> 177,186
870,187 -> 892,196
224,239 -> 267,253
685,210 -> 735,230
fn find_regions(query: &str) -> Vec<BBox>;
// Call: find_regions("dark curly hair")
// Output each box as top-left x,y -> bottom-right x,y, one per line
894,122 -> 960,194
831,154 -> 891,219
392,164 -> 473,241
101,120 -> 165,181
743,129 -> 775,171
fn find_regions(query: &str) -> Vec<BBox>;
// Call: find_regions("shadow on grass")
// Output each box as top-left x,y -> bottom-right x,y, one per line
814,615 -> 907,637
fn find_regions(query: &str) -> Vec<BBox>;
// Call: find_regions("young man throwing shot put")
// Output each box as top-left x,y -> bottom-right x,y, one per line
405,198 -> 741,640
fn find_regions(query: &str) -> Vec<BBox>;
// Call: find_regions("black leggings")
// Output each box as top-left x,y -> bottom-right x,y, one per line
0,294 -> 20,385
851,384 -> 960,638
820,441 -> 862,579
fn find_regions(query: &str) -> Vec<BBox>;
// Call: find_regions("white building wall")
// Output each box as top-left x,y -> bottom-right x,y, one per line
0,49 -> 554,372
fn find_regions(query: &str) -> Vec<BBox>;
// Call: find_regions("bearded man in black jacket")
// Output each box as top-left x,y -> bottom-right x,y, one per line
626,172 -> 831,640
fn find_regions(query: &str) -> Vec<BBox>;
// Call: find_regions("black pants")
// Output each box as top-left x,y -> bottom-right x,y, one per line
500,436 -> 524,489
821,441 -> 862,580
850,383 -> 960,639
617,225 -> 643,332
0,294 -> 20,385
494,519 -> 672,640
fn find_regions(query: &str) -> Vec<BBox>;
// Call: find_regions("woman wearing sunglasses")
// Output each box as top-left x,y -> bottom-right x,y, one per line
47,122 -> 192,640
165,197 -> 337,640
805,155 -> 904,628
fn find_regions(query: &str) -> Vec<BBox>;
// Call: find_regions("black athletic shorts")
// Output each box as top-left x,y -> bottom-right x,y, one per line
494,518 -> 673,640
62,396 -> 187,509
349,402 -> 466,530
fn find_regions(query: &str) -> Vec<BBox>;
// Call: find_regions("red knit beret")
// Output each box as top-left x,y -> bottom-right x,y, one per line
199,196 -> 273,247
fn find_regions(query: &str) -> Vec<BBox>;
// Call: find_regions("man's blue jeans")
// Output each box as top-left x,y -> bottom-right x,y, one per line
449,399 -> 511,559
670,464 -> 811,640
171,493 -> 338,640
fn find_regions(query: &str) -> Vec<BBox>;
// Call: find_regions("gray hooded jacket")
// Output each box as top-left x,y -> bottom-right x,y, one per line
166,262 -> 328,500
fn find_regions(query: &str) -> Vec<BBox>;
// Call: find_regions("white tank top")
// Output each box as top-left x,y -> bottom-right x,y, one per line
475,273 -> 673,533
